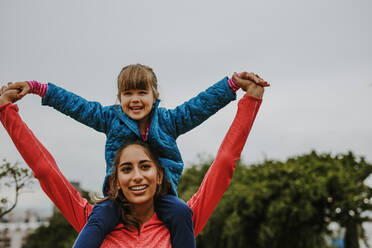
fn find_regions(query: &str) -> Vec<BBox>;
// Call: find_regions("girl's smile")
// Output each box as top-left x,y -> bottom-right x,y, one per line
120,89 -> 156,123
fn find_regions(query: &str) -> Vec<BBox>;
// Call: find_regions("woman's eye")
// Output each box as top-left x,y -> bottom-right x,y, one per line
141,164 -> 151,170
121,167 -> 131,173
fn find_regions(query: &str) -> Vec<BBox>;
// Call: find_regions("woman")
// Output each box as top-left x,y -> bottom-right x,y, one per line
0,78 -> 264,247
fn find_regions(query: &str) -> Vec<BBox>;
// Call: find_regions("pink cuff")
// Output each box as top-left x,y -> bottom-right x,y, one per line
25,81 -> 48,98
227,73 -> 241,93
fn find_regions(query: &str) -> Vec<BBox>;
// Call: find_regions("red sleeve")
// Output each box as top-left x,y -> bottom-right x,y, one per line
187,94 -> 262,236
0,103 -> 92,232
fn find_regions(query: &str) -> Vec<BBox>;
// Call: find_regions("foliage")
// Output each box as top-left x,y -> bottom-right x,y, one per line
22,184 -> 91,247
22,211 -> 77,248
0,159 -> 34,218
178,151 -> 372,248
17,151 -> 372,247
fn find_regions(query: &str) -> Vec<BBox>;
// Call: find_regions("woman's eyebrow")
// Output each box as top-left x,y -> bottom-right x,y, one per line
119,160 -> 151,167
139,159 -> 151,164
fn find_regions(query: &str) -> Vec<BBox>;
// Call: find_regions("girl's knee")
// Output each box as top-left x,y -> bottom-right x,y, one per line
156,195 -> 193,221
89,200 -> 121,231
167,198 -> 193,220
94,199 -> 118,214
174,201 -> 192,217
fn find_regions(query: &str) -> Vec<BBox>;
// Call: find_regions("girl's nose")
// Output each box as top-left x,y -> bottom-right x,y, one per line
130,94 -> 140,103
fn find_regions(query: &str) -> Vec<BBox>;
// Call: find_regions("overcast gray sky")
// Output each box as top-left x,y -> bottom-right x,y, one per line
1,0 -> 371,213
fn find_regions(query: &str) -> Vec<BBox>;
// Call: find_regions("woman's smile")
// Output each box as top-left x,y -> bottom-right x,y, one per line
117,144 -> 163,206
129,184 -> 149,195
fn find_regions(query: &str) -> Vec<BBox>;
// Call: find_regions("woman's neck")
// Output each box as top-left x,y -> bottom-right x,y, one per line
132,200 -> 155,225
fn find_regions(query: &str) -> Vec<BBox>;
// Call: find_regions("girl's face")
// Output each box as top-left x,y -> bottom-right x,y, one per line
117,144 -> 163,207
120,88 -> 156,122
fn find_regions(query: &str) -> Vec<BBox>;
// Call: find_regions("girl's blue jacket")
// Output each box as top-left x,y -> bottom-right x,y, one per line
41,77 -> 236,195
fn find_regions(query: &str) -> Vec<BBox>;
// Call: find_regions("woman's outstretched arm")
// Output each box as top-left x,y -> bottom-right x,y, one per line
188,93 -> 262,236
0,100 -> 92,232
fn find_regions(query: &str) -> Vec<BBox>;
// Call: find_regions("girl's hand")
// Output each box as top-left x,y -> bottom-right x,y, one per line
3,82 -> 30,100
232,72 -> 270,99
0,85 -> 20,105
232,72 -> 270,90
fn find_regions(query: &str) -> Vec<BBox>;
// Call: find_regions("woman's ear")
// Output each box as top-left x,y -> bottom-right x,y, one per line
157,170 -> 163,185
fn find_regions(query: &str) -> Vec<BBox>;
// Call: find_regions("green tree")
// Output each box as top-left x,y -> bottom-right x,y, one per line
0,159 -> 34,218
22,211 -> 77,248
178,151 -> 372,248
22,183 -> 91,248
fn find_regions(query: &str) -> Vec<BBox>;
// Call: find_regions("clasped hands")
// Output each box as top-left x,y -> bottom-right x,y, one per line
233,72 -> 270,99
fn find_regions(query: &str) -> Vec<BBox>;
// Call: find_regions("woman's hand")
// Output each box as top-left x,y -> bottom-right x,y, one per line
4,82 -> 30,99
0,84 -> 21,105
232,72 -> 269,99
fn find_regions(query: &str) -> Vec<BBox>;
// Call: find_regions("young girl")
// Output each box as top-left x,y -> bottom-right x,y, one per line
6,64 -> 268,247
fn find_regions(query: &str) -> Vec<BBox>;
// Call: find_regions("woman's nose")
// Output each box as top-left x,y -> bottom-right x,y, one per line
132,167 -> 143,182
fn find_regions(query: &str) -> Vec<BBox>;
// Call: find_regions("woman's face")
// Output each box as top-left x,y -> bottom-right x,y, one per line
117,144 -> 163,206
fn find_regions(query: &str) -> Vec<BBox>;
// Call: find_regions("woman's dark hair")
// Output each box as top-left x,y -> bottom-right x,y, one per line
102,140 -> 172,233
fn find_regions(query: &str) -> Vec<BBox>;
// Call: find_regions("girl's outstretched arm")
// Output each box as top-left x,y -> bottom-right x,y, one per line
42,83 -> 113,133
162,72 -> 267,139
162,77 -> 236,138
0,102 -> 92,232
187,93 -> 262,236
4,81 -> 112,133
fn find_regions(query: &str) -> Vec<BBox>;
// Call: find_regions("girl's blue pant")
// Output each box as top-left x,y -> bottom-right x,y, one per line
72,194 -> 196,248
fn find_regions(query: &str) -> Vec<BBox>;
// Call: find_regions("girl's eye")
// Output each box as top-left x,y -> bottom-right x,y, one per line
123,91 -> 132,96
139,91 -> 147,95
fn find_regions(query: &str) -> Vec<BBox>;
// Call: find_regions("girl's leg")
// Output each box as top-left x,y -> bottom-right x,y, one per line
73,199 -> 121,248
155,194 -> 196,248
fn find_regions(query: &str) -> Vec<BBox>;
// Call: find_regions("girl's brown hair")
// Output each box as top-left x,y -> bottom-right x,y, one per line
117,64 -> 159,101
103,140 -> 172,233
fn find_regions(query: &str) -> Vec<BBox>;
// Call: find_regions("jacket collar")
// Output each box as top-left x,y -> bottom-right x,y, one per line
114,99 -> 160,138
